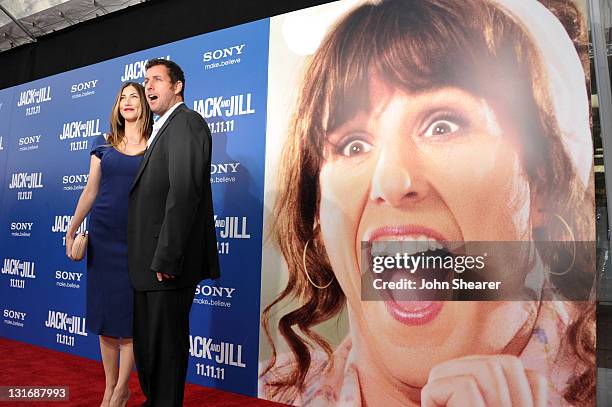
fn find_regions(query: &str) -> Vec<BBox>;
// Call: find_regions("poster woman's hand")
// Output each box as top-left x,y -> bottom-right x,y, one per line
421,355 -> 547,407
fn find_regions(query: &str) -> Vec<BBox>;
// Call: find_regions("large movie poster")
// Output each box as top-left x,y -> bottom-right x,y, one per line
259,0 -> 596,406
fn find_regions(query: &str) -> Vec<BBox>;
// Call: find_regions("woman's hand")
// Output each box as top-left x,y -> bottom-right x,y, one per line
65,232 -> 74,260
421,355 -> 547,407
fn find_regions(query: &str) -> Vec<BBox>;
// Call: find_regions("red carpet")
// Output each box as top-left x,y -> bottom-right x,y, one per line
0,337 -> 286,406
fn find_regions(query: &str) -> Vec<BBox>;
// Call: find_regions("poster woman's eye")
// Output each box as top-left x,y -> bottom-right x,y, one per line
341,138 -> 373,157
423,119 -> 460,138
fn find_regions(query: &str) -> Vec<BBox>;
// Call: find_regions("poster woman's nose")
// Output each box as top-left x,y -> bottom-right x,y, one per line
369,146 -> 428,207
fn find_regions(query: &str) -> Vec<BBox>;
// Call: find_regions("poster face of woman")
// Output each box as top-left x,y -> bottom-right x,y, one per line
259,1 -> 595,406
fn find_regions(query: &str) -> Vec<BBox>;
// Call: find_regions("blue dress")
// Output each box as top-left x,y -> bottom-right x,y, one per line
86,135 -> 143,338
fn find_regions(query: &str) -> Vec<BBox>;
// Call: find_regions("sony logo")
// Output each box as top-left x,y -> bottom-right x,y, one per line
203,44 -> 245,62
18,135 -> 41,145
3,309 -> 26,320
196,285 -> 236,298
55,270 -> 83,282
62,174 -> 89,184
211,162 -> 240,175
10,222 -> 33,231
71,80 -> 99,93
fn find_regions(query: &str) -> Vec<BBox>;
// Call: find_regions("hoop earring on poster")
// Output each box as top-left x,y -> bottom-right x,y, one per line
303,238 -> 333,289
545,213 -> 576,276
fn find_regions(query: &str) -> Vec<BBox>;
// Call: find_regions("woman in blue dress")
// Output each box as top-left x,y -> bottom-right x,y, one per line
66,82 -> 152,407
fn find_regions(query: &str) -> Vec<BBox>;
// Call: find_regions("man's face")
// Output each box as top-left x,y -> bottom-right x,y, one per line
144,64 -> 182,116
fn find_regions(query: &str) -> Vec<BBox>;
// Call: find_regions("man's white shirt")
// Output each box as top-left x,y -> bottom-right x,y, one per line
147,101 -> 184,148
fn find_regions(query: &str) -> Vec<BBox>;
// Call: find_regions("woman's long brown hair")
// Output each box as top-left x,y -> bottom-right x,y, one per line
261,0 -> 595,404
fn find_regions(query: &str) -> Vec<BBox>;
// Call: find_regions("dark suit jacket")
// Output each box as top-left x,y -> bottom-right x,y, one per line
128,103 -> 220,291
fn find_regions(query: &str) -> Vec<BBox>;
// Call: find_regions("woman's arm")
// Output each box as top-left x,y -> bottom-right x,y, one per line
65,155 -> 102,259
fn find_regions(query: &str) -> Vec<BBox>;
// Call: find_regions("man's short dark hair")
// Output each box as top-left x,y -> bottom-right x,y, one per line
145,58 -> 185,99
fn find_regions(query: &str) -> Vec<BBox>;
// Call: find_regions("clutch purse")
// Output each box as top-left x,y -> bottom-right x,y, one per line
71,231 -> 88,261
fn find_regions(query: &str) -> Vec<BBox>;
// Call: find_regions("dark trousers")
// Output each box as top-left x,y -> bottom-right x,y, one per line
133,286 -> 196,407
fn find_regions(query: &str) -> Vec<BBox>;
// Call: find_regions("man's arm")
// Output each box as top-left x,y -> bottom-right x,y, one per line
150,112 -> 208,276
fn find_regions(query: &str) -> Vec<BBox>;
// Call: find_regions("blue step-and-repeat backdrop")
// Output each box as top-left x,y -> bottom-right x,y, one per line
0,18 -> 269,397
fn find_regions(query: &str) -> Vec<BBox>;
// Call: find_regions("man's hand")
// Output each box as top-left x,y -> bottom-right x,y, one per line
156,272 -> 177,282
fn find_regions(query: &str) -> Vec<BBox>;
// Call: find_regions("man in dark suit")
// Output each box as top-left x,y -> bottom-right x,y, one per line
128,58 -> 219,406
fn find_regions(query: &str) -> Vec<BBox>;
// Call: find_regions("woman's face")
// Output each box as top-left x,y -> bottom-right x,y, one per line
318,75 -> 535,386
119,85 -> 142,122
